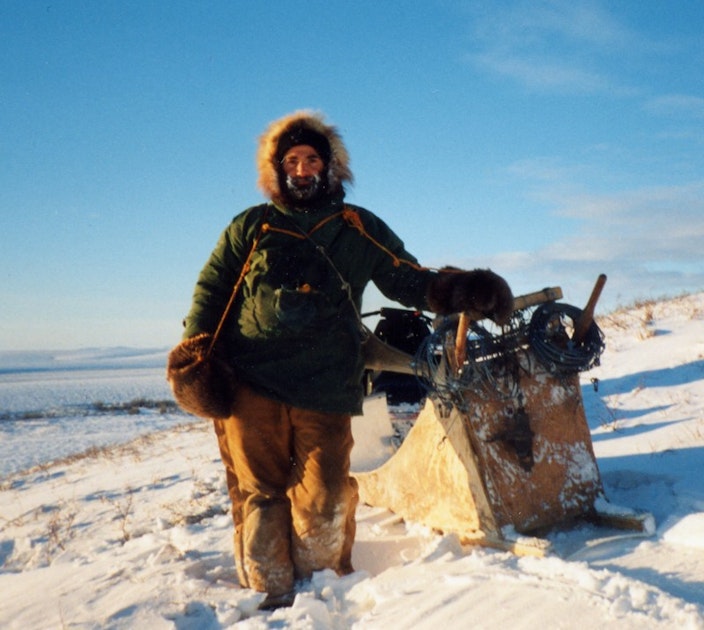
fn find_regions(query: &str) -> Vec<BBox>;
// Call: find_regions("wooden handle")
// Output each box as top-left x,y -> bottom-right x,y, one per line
572,274 -> 607,345
512,286 -> 563,311
454,311 -> 474,373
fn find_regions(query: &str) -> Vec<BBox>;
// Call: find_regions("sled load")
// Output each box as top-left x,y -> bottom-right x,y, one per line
356,275 -> 654,556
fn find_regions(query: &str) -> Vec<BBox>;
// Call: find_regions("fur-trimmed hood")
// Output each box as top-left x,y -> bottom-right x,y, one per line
256,110 -> 353,205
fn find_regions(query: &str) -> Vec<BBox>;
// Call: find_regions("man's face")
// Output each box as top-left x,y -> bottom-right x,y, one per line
280,145 -> 325,202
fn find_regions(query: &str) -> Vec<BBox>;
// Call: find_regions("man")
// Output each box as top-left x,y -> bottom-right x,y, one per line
168,110 -> 513,609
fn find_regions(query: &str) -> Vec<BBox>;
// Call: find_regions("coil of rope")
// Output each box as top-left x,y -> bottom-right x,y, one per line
528,302 -> 605,375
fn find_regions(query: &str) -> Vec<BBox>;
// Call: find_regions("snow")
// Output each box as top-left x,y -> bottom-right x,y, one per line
1,294 -> 704,628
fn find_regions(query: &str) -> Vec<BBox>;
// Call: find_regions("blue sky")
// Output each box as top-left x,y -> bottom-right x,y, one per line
2,1 -> 703,351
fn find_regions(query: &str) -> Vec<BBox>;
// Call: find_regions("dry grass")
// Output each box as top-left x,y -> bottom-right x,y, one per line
596,291 -> 704,341
0,421 -> 204,491
45,502 -> 78,560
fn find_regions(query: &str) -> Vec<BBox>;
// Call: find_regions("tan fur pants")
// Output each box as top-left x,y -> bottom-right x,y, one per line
213,383 -> 359,596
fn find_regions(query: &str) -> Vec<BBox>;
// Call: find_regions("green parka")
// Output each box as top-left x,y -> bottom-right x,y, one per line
183,195 -> 433,414
183,111 -> 434,414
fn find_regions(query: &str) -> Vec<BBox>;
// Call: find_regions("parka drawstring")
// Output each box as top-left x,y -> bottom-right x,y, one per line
208,204 -> 439,357
263,207 -> 434,273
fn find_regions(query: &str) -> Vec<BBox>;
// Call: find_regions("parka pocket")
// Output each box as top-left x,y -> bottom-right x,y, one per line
273,286 -> 319,332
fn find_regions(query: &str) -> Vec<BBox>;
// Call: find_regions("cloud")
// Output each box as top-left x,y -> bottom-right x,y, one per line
532,179 -> 704,263
506,156 -> 589,187
644,94 -> 704,119
450,2 -> 704,307
462,0 -> 643,94
459,171 -> 704,310
469,51 -> 611,93
468,0 -> 637,49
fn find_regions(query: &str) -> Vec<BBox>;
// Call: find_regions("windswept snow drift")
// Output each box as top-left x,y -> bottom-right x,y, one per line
1,294 -> 704,628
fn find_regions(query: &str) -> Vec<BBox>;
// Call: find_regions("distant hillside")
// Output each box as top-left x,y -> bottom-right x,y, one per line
0,347 -> 169,372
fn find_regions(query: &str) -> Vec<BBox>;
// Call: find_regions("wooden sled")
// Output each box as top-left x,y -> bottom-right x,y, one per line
355,279 -> 654,557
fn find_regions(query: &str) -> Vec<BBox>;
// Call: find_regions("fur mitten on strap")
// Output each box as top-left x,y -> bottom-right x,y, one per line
167,333 -> 236,419
426,268 -> 514,325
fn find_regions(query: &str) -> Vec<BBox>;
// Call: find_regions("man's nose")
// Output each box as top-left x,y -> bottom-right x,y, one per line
295,161 -> 312,176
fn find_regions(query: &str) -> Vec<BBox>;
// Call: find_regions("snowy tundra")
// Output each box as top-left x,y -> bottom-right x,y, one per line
1,294 -> 703,629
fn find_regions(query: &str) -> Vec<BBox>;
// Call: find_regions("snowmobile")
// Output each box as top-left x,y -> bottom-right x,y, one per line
362,307 -> 433,405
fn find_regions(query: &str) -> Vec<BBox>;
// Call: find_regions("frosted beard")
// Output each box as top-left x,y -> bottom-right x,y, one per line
285,173 -> 323,203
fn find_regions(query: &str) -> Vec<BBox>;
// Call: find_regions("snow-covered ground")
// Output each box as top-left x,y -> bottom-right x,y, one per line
1,294 -> 703,629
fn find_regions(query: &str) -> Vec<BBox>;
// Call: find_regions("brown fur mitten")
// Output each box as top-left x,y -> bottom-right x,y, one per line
426,268 -> 514,325
166,333 -> 236,419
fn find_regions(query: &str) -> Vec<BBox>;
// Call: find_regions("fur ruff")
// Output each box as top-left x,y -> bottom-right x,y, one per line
257,110 -> 353,205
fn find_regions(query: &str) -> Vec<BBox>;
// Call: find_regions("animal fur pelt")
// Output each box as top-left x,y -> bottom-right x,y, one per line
257,110 -> 353,206
166,333 -> 236,419
426,267 -> 514,325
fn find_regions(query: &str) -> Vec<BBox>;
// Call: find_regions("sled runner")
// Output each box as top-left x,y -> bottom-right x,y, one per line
355,277 -> 654,556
